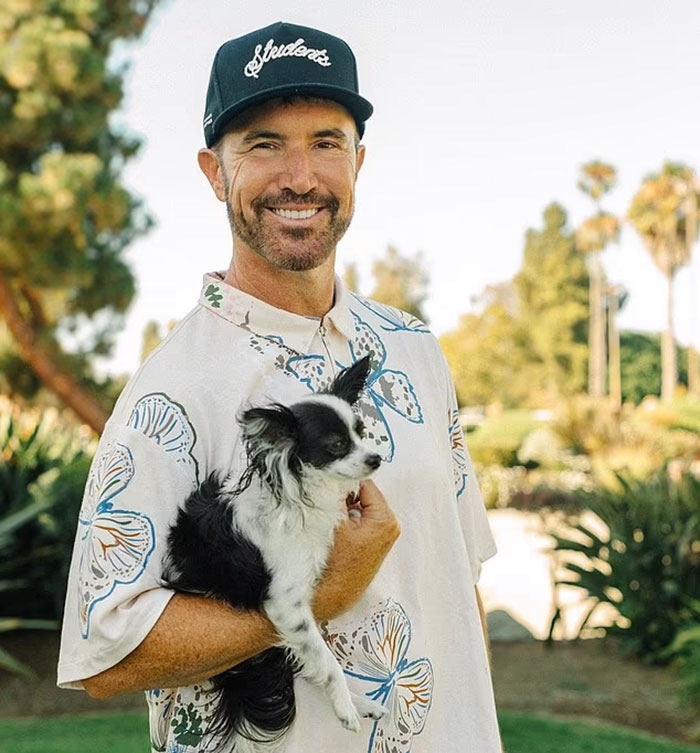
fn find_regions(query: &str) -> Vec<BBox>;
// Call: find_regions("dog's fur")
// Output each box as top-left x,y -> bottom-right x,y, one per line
163,356 -> 386,752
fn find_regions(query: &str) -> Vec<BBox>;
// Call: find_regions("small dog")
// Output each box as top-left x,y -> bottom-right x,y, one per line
163,356 -> 387,752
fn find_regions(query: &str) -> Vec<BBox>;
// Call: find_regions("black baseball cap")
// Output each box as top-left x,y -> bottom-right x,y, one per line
203,21 -> 373,147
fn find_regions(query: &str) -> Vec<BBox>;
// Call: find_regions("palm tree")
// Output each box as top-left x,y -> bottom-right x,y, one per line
684,188 -> 700,398
576,161 -> 621,399
606,284 -> 628,409
628,162 -> 700,402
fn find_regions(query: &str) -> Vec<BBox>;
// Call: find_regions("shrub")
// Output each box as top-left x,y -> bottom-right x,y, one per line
0,399 -> 94,674
660,625 -> 700,707
467,410 -> 539,467
549,473 -> 700,662
552,397 -> 700,486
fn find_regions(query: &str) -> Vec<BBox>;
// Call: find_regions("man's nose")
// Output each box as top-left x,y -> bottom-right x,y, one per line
277,148 -> 318,195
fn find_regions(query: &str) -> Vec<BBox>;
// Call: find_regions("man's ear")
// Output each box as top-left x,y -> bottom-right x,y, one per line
328,356 -> 371,405
355,144 -> 366,178
239,405 -> 298,449
198,148 -> 227,202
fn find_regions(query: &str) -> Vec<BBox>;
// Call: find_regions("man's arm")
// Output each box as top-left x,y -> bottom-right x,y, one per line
475,585 -> 491,667
82,480 -> 400,699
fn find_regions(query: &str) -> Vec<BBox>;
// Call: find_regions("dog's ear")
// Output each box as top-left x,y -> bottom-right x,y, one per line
239,404 -> 298,449
328,355 -> 372,405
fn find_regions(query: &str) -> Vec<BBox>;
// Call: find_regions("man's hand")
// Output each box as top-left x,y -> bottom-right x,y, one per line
313,480 -> 401,622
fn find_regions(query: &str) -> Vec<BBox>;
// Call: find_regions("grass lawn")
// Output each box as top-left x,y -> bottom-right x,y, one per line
0,710 -> 698,753
499,712 -> 700,752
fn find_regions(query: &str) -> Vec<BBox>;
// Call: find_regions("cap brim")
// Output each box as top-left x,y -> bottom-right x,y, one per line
207,83 -> 373,146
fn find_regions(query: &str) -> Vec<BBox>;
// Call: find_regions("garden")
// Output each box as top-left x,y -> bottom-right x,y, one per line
1,394 -> 699,749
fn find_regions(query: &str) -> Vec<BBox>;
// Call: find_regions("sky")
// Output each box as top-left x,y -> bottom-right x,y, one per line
106,0 -> 700,375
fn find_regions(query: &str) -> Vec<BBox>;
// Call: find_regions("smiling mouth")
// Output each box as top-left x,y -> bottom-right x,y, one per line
269,207 -> 323,220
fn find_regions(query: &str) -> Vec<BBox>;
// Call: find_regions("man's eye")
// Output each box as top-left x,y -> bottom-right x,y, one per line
316,141 -> 339,149
252,142 -> 276,150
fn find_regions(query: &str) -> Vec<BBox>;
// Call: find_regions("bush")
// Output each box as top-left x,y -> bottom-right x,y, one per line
467,410 -> 539,467
661,626 -> 700,707
549,473 -> 700,662
552,397 -> 700,486
0,398 -> 94,674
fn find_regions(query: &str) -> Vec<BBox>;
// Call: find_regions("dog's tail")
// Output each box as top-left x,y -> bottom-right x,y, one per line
206,647 -> 296,750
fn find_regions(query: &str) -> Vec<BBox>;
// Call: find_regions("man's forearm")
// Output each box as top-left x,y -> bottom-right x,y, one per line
82,593 -> 277,699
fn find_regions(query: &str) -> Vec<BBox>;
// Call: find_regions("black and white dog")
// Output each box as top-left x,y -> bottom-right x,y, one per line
163,356 -> 387,752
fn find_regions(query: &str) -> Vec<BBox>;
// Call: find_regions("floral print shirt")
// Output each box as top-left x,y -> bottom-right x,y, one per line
58,273 -> 500,753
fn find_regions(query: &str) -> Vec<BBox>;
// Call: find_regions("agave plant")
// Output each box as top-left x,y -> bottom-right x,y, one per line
549,473 -> 700,661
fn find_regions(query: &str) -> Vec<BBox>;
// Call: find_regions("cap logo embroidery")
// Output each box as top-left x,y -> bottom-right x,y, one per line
244,37 -> 332,79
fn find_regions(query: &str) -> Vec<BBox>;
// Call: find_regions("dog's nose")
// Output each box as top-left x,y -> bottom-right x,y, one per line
366,453 -> 382,470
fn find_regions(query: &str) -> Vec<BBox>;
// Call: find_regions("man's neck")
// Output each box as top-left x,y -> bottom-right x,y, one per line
223,250 -> 337,318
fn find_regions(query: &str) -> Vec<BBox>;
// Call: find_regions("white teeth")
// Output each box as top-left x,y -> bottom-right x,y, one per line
271,207 -> 320,220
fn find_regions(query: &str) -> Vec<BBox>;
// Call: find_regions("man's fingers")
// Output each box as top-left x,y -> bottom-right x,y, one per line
358,479 -> 383,507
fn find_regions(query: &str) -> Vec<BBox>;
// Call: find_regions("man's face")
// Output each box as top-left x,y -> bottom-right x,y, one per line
215,99 -> 365,272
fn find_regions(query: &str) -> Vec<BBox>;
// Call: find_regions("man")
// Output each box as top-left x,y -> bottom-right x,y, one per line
58,21 -> 503,752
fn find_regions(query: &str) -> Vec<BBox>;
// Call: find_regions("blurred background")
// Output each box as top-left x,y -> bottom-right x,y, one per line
1,0 -> 699,751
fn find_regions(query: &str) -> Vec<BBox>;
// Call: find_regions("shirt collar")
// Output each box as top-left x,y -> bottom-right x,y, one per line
198,271 -> 356,354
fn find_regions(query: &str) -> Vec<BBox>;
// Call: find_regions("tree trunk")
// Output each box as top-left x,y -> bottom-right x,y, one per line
588,254 -> 607,398
0,274 -> 107,434
608,288 -> 622,409
661,271 -> 677,402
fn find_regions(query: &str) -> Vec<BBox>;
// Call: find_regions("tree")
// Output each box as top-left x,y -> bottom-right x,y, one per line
619,331 -> 688,405
628,163 -> 700,401
0,0 -> 158,432
440,282 -> 531,407
575,161 -> 621,399
369,245 -> 429,322
514,203 -> 590,404
606,284 -> 628,409
441,204 -> 589,408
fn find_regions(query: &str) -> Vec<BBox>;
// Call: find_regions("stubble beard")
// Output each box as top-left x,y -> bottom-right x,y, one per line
226,189 -> 353,272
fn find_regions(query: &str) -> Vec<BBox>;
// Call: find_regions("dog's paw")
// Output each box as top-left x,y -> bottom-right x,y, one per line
338,708 -> 362,733
352,693 -> 387,721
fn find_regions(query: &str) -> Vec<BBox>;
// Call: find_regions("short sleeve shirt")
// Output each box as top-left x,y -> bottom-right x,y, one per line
57,273 -> 500,753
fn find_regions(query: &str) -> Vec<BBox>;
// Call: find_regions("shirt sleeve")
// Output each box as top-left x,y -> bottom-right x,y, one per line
440,347 -> 497,585
57,396 -> 200,689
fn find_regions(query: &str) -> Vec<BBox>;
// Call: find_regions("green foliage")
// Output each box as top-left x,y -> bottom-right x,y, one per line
515,203 -> 590,402
441,204 -> 589,408
0,0 -> 158,409
550,396 -> 699,486
628,162 -> 699,279
466,410 -> 539,467
550,474 -> 700,663
660,625 -> 700,706
668,399 -> 700,434
578,160 -> 618,202
369,245 -> 429,322
0,398 -> 93,673
620,331 -> 689,404
440,282 -> 530,407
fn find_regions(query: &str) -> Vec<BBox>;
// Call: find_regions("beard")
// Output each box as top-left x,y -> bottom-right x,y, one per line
226,189 -> 353,272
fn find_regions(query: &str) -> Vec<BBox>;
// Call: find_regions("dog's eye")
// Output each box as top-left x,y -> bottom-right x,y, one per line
327,437 -> 349,455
